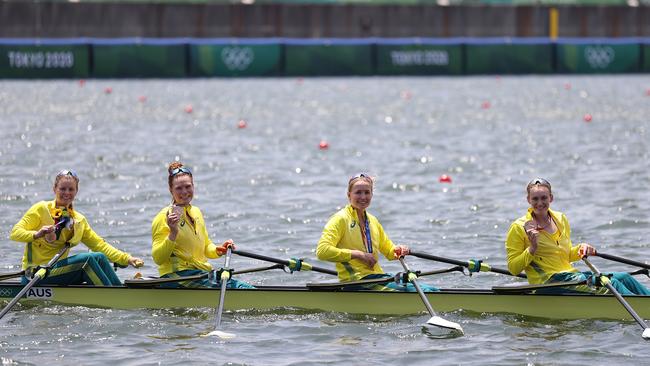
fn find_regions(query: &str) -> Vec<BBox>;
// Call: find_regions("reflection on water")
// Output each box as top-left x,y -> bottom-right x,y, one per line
1,76 -> 649,364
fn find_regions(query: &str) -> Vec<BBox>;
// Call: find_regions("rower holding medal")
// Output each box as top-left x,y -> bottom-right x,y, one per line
10,170 -> 143,286
505,178 -> 650,295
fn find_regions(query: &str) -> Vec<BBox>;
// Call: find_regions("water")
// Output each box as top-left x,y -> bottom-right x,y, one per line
0,76 -> 649,365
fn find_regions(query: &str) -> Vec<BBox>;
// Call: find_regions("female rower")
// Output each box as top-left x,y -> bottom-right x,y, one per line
316,173 -> 438,291
10,170 -> 143,286
151,161 -> 253,289
505,178 -> 650,294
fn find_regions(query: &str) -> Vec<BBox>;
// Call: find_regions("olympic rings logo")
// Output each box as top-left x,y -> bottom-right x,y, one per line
0,288 -> 13,297
221,47 -> 254,71
584,46 -> 615,69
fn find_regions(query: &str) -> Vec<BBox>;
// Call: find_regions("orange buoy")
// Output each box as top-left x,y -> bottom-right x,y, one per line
439,174 -> 452,183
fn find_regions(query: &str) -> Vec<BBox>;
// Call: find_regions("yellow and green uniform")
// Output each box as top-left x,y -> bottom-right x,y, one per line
10,200 -> 131,286
316,204 -> 437,292
506,208 -> 650,295
151,204 -> 253,289
505,208 -> 579,284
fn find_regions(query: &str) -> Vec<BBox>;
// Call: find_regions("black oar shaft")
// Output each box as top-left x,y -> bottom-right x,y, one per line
0,270 -> 25,282
232,250 -> 337,276
597,252 -> 650,270
583,257 -> 649,334
0,245 -> 69,320
410,251 -> 525,278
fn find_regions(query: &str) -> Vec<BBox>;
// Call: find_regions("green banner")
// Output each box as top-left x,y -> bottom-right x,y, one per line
189,44 -> 281,76
642,44 -> 650,72
285,44 -> 372,76
92,44 -> 186,78
376,44 -> 462,75
0,45 -> 89,78
465,43 -> 553,74
557,43 -> 640,73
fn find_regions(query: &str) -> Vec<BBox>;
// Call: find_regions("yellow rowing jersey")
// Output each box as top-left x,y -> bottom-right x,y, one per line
505,208 -> 581,284
10,200 -> 131,270
316,204 -> 397,281
151,204 -> 220,276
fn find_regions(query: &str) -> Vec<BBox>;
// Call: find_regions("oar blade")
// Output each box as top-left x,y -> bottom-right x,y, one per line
643,328 -> 650,340
206,330 -> 236,339
425,315 -> 464,333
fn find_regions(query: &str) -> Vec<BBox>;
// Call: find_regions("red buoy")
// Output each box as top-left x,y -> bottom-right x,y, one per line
237,119 -> 247,129
583,113 -> 592,122
481,101 -> 491,109
439,174 -> 452,183
318,140 -> 329,150
564,83 -> 572,90
104,87 -> 112,94
184,105 -> 193,114
138,96 -> 147,103
78,79 -> 86,87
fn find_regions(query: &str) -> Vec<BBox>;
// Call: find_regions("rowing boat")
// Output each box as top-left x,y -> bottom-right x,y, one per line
1,282 -> 649,321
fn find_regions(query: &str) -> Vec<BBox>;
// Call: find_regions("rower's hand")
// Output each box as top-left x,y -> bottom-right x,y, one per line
393,245 -> 410,258
34,225 -> 56,243
524,220 -> 540,254
166,205 -> 182,240
351,250 -> 377,269
578,243 -> 596,258
128,256 -> 145,268
216,239 -> 235,255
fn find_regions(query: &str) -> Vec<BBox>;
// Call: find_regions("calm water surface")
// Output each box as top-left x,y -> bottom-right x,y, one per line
0,76 -> 649,365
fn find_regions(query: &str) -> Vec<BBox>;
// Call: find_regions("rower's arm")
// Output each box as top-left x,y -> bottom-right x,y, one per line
505,222 -> 533,276
10,202 -> 45,243
316,216 -> 352,262
80,217 -> 130,266
152,211 -> 176,265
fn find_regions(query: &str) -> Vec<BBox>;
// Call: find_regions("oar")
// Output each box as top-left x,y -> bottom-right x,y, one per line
596,252 -> 650,270
398,256 -> 463,333
0,270 -> 25,282
0,244 -> 69,320
307,266 -> 464,291
124,264 -> 285,288
233,250 -> 337,276
582,257 -> 650,340
206,246 -> 235,339
410,251 -> 526,279
492,279 -> 588,294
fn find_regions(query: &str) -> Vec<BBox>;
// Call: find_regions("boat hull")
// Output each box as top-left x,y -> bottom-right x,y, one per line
1,283 -> 648,320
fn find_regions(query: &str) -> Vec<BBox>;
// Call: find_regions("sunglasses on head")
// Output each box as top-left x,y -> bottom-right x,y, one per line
57,170 -> 78,179
349,173 -> 370,183
528,178 -> 551,187
170,167 -> 192,177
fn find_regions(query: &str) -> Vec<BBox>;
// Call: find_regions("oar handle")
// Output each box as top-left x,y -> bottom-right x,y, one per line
410,251 -> 526,278
232,250 -> 337,276
596,252 -> 650,270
